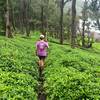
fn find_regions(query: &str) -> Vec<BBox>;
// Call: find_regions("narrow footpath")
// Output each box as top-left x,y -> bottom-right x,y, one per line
37,67 -> 47,100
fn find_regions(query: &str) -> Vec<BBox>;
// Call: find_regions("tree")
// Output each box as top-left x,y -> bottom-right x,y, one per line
59,0 -> 71,44
18,0 -> 32,36
81,0 -> 93,48
81,0 -> 89,47
6,0 -> 12,38
40,0 -> 49,35
89,0 -> 100,30
71,0 -> 76,48
0,0 -> 6,35
60,0 -> 64,44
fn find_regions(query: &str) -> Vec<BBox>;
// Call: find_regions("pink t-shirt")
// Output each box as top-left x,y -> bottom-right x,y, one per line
36,41 -> 49,56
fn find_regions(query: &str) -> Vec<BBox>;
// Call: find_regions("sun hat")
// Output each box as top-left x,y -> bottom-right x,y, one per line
40,34 -> 45,39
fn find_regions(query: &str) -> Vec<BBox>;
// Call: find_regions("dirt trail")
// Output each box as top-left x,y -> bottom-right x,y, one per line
37,67 -> 47,100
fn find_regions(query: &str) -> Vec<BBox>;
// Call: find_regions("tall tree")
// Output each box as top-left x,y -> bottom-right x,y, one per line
81,0 -> 89,47
71,0 -> 76,48
25,0 -> 31,36
41,0 -> 44,34
6,0 -> 12,38
89,0 -> 100,30
59,0 -> 71,44
0,0 -> 6,35
60,0 -> 64,44
40,0 -> 49,35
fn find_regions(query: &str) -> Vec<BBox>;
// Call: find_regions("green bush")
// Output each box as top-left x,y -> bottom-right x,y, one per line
44,42 -> 100,100
44,67 -> 100,100
0,70 -> 37,99
0,35 -> 38,99
0,36 -> 38,78
0,34 -> 100,100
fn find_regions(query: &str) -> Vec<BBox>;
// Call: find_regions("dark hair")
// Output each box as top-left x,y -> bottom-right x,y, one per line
40,34 -> 45,40
40,37 -> 44,40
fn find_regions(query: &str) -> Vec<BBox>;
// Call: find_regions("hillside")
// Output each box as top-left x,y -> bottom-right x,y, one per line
0,33 -> 100,100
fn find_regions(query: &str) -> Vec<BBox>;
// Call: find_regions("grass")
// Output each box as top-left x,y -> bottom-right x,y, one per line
44,38 -> 100,100
0,33 -> 100,100
0,34 -> 38,99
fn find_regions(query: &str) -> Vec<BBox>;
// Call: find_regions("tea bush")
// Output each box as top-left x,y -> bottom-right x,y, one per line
0,35 -> 38,99
44,41 -> 100,100
0,70 -> 37,99
0,34 -> 100,100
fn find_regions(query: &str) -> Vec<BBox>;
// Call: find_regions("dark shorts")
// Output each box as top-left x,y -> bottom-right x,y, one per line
38,56 -> 46,60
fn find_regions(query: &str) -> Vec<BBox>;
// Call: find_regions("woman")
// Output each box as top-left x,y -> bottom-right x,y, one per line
36,34 -> 49,70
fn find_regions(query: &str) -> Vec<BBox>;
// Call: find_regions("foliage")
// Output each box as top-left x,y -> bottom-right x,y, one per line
0,0 -> 6,35
44,40 -> 100,100
44,67 -> 100,100
0,70 -> 37,100
0,35 -> 38,99
0,33 -> 100,99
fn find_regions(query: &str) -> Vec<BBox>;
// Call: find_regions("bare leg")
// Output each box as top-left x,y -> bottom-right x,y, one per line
38,60 -> 41,67
40,59 -> 44,70
38,57 -> 45,70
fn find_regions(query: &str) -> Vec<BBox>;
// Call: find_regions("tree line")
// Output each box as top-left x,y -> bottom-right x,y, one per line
0,0 -> 100,48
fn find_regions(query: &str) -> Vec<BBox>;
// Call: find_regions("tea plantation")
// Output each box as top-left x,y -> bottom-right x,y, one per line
0,35 -> 38,99
0,34 -> 100,100
44,41 -> 100,100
